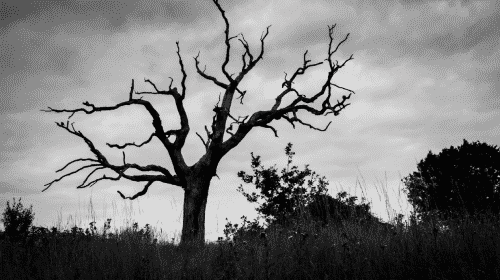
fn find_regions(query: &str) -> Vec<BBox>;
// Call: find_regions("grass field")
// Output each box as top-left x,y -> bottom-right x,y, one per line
1,173 -> 499,280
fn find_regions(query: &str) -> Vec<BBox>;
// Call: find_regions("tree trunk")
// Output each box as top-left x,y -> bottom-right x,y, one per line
180,175 -> 210,246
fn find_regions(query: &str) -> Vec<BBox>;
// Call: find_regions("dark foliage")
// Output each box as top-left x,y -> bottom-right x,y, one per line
304,191 -> 385,228
235,142 -> 330,228
1,197 -> 35,244
401,139 -> 500,224
227,143 -> 386,241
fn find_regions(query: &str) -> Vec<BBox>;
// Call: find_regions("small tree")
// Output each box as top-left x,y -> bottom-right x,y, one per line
229,143 -> 386,242
1,197 -> 35,243
402,139 -> 500,226
236,142 -> 329,230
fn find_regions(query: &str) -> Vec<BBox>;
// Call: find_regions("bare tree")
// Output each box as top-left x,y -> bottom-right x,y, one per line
41,0 -> 355,246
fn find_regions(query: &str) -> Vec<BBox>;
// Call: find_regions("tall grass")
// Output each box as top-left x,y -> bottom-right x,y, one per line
1,170 -> 499,280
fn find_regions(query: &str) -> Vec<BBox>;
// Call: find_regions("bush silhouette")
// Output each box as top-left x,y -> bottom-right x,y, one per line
231,143 -> 329,236
402,139 -> 500,225
1,197 -> 35,244
304,191 -> 384,228
227,143 -> 387,241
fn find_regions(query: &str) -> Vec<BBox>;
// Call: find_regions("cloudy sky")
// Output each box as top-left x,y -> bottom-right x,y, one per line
1,0 -> 499,243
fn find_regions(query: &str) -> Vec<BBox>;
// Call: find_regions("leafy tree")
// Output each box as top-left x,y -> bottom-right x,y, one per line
401,139 -> 500,225
41,0 -> 356,245
1,197 -> 35,243
230,142 -> 387,241
236,142 -> 330,229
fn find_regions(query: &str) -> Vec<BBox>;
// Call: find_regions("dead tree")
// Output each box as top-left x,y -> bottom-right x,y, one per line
41,0 -> 355,246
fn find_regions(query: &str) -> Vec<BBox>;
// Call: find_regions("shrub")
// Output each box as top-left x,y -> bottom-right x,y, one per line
227,142 -> 387,241
304,191 -> 383,228
1,197 -> 35,244
235,142 -> 329,230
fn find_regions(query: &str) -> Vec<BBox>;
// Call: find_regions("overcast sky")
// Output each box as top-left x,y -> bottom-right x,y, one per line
1,0 -> 499,243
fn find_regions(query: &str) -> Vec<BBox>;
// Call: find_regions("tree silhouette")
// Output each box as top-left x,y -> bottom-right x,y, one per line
402,139 -> 500,225
236,142 -> 330,229
232,143 -> 388,240
41,0 -> 356,245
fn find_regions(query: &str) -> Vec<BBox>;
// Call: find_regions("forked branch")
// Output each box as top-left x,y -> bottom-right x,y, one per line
217,24 -> 355,157
196,4 -> 272,150
41,120 -> 182,194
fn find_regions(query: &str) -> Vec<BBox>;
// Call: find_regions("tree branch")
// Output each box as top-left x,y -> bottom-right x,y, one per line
42,76 -> 193,176
235,88 -> 247,104
117,181 -> 154,200
194,51 -> 230,89
136,76 -> 191,161
204,1 -> 271,150
238,34 -> 253,69
176,41 -> 188,99
217,24 -> 355,158
41,120 -> 183,194
134,43 -> 191,150
256,123 -> 279,137
196,131 -> 209,150
233,25 -> 271,84
138,78 -> 182,98
281,110 -> 332,131
107,133 -> 155,149
225,112 -> 248,136
198,93 -> 220,149
129,79 -> 135,101
212,0 -> 239,83
273,50 -> 323,111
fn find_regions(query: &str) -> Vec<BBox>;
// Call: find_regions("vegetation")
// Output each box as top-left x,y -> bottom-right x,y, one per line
235,142 -> 330,230
227,143 -> 393,242
2,149 -> 499,279
402,139 -> 500,228
0,198 -> 34,244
